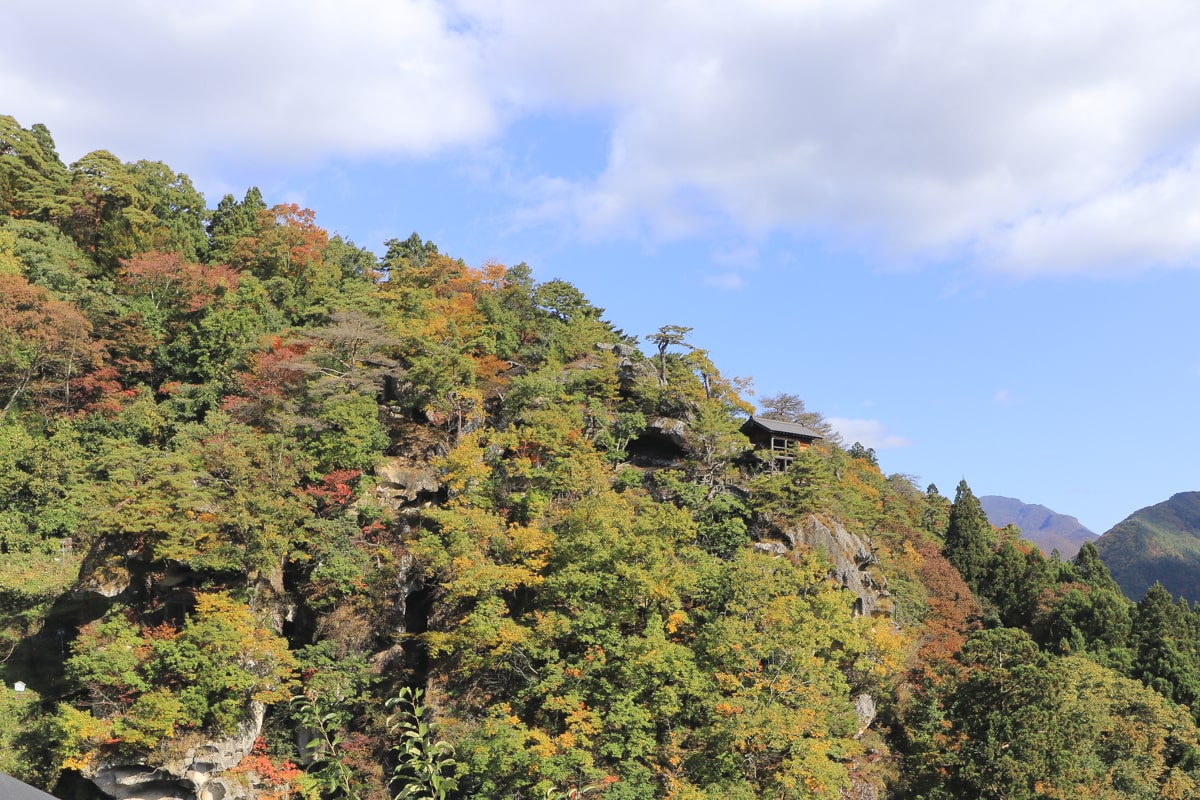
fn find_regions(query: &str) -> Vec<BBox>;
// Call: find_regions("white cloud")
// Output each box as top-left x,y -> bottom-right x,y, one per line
702,271 -> 745,290
460,0 -> 1200,274
9,0 -> 1200,275
1,1 -> 495,168
826,417 -> 913,449
985,145 -> 1200,275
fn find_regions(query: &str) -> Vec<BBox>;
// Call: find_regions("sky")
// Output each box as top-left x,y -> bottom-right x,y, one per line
5,0 -> 1200,534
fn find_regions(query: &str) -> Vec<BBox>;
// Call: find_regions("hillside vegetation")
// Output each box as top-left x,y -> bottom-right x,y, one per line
1097,492 -> 1200,604
5,114 -> 1200,800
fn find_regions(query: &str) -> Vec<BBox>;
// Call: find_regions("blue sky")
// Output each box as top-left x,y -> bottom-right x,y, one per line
6,0 -> 1200,534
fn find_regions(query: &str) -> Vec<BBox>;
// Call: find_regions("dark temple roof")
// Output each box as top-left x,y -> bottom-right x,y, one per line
741,416 -> 824,440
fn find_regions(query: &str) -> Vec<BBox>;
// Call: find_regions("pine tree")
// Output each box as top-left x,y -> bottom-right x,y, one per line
942,479 -> 995,595
920,483 -> 951,536
987,541 -> 1049,628
1072,540 -> 1122,594
1131,582 -> 1200,712
206,186 -> 265,264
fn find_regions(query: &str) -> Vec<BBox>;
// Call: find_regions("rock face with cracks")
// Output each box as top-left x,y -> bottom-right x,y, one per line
756,514 -> 891,618
755,514 -> 892,800
753,519 -> 891,726
84,703 -> 264,800
375,456 -> 441,509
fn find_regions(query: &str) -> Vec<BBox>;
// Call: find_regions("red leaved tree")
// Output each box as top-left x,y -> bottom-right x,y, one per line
0,273 -> 104,416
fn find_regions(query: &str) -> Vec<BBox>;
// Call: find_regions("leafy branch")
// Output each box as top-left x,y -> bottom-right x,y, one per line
292,692 -> 360,800
387,686 -> 458,800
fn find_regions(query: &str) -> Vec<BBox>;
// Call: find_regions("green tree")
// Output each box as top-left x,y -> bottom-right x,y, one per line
61,150 -> 154,268
846,441 -> 878,466
59,593 -> 296,763
381,232 -> 440,277
942,480 -> 995,595
1073,540 -> 1123,594
388,687 -> 459,800
0,418 -> 82,552
1131,582 -> 1200,713
928,628 -> 1064,800
206,187 -> 265,264
532,278 -> 602,326
749,444 -> 835,523
124,160 -> 208,261
906,631 -> 1200,800
0,115 -> 69,220
325,234 -> 383,288
161,272 -> 283,387
985,541 -> 1049,628
648,324 -> 693,387
920,483 -> 951,537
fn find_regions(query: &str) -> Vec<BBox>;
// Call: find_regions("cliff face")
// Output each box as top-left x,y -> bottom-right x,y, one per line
85,703 -> 263,800
759,514 -> 891,800
757,514 -> 891,619
32,557 -> 289,796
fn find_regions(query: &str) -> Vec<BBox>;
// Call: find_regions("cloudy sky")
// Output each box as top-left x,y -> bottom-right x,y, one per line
6,0 -> 1200,533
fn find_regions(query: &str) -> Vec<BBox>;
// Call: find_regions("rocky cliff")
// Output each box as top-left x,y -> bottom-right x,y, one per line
84,704 -> 264,800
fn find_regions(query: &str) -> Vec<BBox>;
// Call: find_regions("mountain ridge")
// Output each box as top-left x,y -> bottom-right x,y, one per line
979,495 -> 1096,558
1095,491 -> 1200,603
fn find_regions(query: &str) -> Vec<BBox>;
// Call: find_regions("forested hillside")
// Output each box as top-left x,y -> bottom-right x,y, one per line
1096,492 -> 1200,605
5,114 -> 1200,800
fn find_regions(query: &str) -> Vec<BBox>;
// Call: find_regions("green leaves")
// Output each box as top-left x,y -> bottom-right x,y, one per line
388,687 -> 459,800
942,479 -> 996,594
0,115 -> 69,221
73,414 -> 307,577
59,593 -> 296,761
292,689 -> 364,800
694,550 -> 867,799
23,116 -> 1200,800
907,629 -> 1200,800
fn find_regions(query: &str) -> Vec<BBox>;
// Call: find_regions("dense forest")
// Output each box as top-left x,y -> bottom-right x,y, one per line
5,113 -> 1200,800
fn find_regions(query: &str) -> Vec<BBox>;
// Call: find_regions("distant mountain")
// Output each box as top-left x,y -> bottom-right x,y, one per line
1095,492 -> 1200,604
979,495 -> 1097,559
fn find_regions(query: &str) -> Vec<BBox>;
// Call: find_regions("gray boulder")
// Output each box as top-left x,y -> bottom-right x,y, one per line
777,515 -> 890,618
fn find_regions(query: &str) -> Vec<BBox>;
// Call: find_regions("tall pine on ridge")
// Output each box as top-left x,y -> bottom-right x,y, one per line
942,479 -> 995,594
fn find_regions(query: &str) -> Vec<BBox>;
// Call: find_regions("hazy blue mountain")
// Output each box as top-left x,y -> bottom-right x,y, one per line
979,495 -> 1097,559
1095,492 -> 1200,604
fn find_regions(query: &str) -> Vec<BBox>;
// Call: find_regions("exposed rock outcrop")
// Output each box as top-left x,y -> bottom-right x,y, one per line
761,515 -> 891,618
843,782 -> 880,800
73,537 -> 137,601
755,515 -> 890,800
375,457 -> 441,509
625,416 -> 691,467
603,341 -> 655,394
645,416 -> 689,449
594,341 -> 639,359
85,703 -> 265,800
853,693 -> 878,737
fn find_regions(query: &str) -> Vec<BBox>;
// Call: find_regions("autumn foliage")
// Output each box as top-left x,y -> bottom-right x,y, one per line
5,115 -> 1200,800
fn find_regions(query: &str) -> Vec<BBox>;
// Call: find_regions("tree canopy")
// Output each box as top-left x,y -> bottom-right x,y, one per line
1,115 -> 1198,800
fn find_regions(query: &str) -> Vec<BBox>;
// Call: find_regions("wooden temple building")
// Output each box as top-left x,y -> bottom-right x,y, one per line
740,416 -> 823,471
